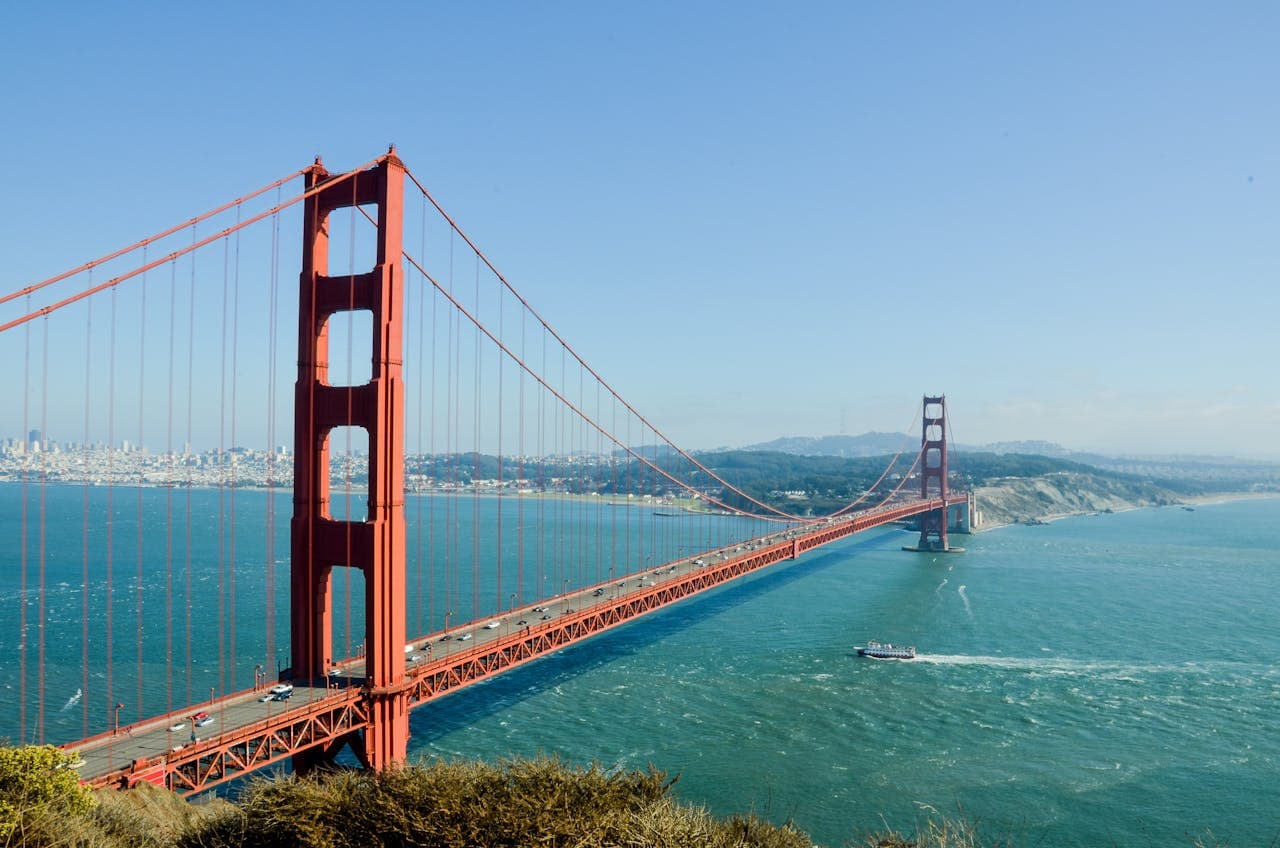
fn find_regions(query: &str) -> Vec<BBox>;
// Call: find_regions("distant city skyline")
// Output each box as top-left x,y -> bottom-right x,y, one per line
2,3 -> 1275,459
5,428 -> 1273,465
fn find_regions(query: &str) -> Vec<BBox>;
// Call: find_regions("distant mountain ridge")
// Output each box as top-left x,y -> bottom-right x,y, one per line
739,432 -> 912,457
735,433 -> 1280,488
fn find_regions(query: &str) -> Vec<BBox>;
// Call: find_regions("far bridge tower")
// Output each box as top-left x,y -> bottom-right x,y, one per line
904,394 -> 965,553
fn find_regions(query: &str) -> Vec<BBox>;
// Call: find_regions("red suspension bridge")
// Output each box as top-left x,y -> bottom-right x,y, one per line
0,150 -> 969,793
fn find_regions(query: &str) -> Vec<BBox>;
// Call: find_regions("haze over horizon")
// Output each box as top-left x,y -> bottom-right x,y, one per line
2,3 -> 1275,460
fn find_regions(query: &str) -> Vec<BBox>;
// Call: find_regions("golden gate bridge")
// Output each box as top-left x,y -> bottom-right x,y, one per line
0,149 -> 969,793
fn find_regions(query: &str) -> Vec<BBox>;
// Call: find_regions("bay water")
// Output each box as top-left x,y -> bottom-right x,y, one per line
2,484 -> 1277,845
413,498 -> 1280,846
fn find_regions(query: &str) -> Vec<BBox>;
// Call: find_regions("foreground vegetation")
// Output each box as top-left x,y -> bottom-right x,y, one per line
0,746 -> 1251,847
2,749 -> 819,848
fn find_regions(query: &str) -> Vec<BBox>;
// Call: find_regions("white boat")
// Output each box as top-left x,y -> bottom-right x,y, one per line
856,641 -> 916,659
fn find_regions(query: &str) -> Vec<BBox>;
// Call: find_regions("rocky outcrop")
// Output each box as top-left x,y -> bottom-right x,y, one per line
972,471 -> 1181,529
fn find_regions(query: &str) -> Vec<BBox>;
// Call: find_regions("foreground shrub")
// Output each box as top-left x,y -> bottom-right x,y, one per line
0,744 -> 96,847
183,755 -> 811,848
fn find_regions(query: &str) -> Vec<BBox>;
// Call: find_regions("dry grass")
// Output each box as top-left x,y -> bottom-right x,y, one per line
179,756 -> 812,848
2,753 -> 1262,848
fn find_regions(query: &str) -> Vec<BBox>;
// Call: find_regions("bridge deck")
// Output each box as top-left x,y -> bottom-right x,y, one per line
68,495 -> 967,793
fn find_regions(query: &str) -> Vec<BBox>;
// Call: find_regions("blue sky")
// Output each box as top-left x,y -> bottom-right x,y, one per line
2,2 -> 1277,457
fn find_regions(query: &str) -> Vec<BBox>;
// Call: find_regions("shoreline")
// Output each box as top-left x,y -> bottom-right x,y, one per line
973,490 -> 1280,532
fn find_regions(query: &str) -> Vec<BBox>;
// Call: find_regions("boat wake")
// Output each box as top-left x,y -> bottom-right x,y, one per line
912,654 -> 1266,678
61,688 -> 82,711
957,584 -> 972,618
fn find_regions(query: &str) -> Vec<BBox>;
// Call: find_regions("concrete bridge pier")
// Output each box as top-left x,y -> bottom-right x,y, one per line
948,493 -> 974,534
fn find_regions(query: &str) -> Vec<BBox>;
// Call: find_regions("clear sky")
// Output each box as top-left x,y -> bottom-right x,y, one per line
2,2 -> 1276,458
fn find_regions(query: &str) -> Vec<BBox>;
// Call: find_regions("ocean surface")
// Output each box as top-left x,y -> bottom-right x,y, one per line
410,498 -> 1280,847
2,486 -> 1278,845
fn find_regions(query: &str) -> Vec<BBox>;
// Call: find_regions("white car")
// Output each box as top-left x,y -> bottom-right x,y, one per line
167,722 -> 187,732
269,683 -> 294,695
456,632 -> 473,641
483,621 -> 500,629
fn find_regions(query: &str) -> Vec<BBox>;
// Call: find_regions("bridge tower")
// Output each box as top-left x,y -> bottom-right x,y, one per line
291,151 -> 408,770
914,394 -> 952,552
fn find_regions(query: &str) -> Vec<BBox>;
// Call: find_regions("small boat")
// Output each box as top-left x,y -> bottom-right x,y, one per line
856,641 -> 916,659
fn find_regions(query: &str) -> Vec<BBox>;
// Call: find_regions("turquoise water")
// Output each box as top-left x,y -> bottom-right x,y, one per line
2,486 -> 1278,845
0,483 -> 773,739
410,499 -> 1280,846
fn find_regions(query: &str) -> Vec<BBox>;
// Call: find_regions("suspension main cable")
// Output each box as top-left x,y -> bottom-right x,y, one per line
401,248 -> 801,522
0,167 -> 309,307
401,167 -> 806,522
826,397 -> 926,518
1,155 -> 387,334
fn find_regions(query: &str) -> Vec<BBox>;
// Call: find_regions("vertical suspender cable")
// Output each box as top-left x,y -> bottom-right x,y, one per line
537,326 -> 546,602
165,259 -> 176,717
496,269 -> 504,614
136,250 -> 148,719
583,371 -> 589,588
80,289 -> 93,737
517,309 -> 525,606
472,253 -> 481,622
625,413 -> 631,578
595,380 -> 602,590
38,316 -> 49,741
444,231 -> 455,627
452,238 -> 463,620
229,208 -> 242,688
106,284 -> 117,737
19,294 -> 30,742
264,188 -> 282,672
415,193 -> 426,636
453,237 -> 463,621
216,234 -> 229,700
637,420 -> 645,574
556,346 -> 564,601
428,260 -> 438,632
611,395 -> 618,585
184,226 -> 196,708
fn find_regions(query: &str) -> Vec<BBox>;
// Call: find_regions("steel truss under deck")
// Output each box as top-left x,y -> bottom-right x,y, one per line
82,494 -> 965,796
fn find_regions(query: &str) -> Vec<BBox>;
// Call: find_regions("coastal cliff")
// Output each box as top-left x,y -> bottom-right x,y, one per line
972,471 -> 1181,529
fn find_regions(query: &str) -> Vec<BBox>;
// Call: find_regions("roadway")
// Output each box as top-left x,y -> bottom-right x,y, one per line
68,497 -> 961,789
68,521 -> 809,783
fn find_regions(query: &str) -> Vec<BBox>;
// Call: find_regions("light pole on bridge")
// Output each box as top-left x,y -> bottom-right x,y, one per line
112,702 -> 124,736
